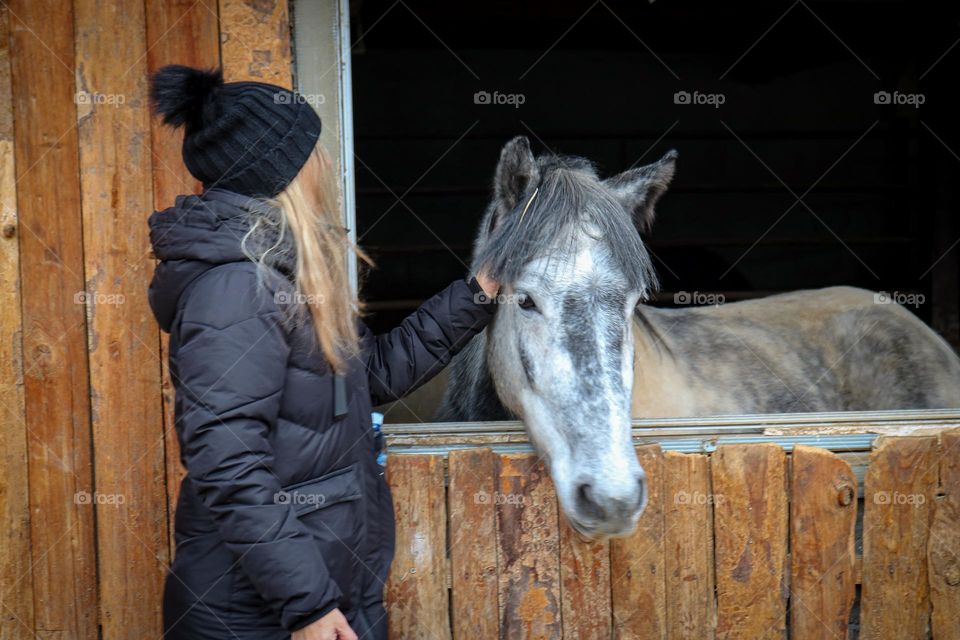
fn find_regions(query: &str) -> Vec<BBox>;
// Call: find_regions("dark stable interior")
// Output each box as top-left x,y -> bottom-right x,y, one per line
349,0 -> 960,348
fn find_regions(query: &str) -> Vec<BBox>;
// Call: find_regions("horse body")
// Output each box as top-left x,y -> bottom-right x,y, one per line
435,135 -> 960,538
632,286 -> 960,417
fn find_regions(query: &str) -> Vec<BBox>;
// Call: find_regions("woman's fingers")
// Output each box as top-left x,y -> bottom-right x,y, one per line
291,608 -> 356,640
335,616 -> 358,640
476,270 -> 500,298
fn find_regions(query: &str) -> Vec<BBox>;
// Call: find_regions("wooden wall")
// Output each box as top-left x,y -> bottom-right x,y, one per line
387,436 -> 960,640
0,1 -> 292,637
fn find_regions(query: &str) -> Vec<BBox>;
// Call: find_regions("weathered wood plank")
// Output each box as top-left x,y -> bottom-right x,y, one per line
218,0 -> 293,88
8,0 -> 98,637
74,1 -> 169,636
497,453 -> 561,639
663,451 -> 715,640
789,444 -> 857,639
712,444 -> 788,640
559,514 -> 610,640
928,429 -> 960,640
861,436 -> 937,640
610,444 -> 666,639
144,0 -> 221,559
448,448 -> 499,639
0,5 -> 34,638
386,455 -> 450,640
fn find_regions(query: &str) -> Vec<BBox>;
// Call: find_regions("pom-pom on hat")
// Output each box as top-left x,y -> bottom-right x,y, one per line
149,65 -> 322,198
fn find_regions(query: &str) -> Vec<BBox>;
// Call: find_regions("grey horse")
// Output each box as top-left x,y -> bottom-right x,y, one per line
436,136 -> 960,538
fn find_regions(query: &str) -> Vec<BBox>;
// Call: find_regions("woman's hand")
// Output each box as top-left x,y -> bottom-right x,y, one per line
291,608 -> 357,640
476,270 -> 499,299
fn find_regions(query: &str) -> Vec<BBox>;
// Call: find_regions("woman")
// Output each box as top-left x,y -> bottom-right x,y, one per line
148,66 -> 498,640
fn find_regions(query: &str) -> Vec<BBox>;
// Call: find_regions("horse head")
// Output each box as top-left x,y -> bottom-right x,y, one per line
469,136 -> 677,538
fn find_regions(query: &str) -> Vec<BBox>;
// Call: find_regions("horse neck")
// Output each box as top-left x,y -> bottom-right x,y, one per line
633,306 -> 674,361
630,306 -> 686,418
438,329 -> 512,421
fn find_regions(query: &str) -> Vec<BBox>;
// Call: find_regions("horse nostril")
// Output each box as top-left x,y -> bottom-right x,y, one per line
636,479 -> 647,511
575,483 -> 605,521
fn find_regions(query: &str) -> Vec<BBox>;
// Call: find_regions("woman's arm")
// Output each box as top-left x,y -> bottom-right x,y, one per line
176,265 -> 342,632
361,274 -> 498,405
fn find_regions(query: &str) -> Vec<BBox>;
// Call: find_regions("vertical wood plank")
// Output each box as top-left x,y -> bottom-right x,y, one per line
218,0 -> 293,88
559,516 -> 610,640
860,436 -> 937,640
929,429 -> 960,640
789,445 -> 857,639
610,444 -> 666,639
386,455 -> 450,640
448,448 -> 499,639
497,453 -> 561,639
143,0 -> 221,558
0,5 -> 35,638
8,1 -> 98,637
74,1 -> 168,636
663,451 -> 715,640
712,444 -> 788,640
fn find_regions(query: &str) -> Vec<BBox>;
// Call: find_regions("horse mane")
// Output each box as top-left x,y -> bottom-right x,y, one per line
474,153 -> 660,299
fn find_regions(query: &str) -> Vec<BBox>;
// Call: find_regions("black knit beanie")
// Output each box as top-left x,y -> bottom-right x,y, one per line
149,65 -> 322,198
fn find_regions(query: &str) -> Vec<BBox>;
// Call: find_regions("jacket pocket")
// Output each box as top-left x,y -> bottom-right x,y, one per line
281,463 -> 362,515
283,464 -> 365,610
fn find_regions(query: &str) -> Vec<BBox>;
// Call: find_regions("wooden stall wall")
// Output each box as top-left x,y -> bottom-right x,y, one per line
0,1 -> 293,637
387,434 -> 960,640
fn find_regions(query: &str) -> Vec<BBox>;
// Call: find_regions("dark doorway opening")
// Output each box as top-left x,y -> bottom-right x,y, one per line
350,0 -> 960,348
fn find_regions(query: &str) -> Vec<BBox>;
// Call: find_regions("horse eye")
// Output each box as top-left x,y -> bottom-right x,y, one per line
517,293 -> 537,311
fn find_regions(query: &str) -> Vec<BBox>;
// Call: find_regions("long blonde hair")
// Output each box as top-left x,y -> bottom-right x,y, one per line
244,142 -> 370,373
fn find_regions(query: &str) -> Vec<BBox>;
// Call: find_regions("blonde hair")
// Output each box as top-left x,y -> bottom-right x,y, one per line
244,143 -> 370,373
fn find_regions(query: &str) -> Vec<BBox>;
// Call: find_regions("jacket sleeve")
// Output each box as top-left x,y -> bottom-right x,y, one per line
175,266 -> 341,631
361,276 -> 496,405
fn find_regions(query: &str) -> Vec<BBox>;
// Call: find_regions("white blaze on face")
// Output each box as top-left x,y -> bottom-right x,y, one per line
489,233 -> 646,538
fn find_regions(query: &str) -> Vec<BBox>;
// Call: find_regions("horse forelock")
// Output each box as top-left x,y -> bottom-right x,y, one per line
475,154 -> 659,298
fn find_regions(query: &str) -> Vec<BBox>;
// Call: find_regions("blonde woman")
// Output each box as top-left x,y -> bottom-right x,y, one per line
149,66 -> 497,640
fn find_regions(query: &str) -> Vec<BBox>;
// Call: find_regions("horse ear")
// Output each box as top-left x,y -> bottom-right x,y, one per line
493,136 -> 539,226
604,149 -> 677,233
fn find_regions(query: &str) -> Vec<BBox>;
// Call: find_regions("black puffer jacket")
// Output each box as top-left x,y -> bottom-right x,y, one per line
149,188 -> 494,639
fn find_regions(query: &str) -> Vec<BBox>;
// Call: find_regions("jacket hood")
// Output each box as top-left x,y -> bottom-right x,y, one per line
148,188 -> 294,332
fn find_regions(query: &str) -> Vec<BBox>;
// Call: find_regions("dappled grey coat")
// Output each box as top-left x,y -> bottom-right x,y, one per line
148,188 -> 494,639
